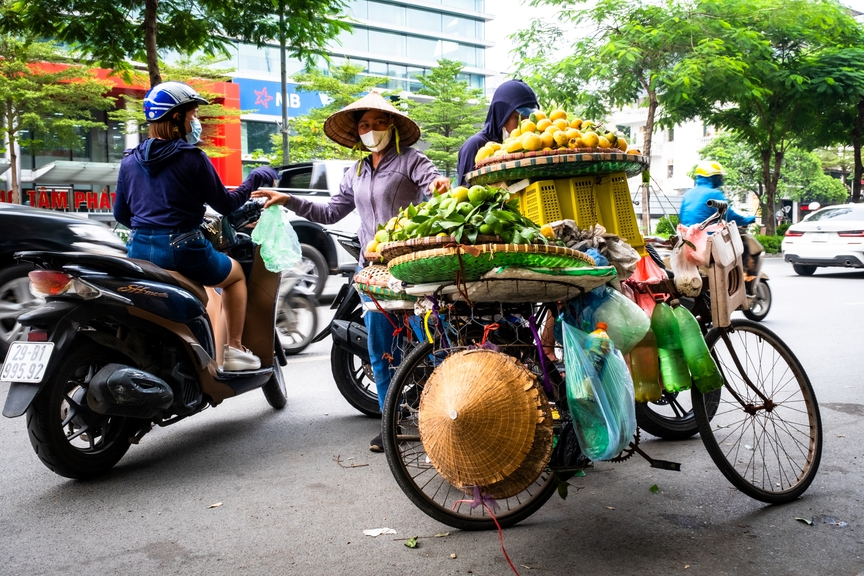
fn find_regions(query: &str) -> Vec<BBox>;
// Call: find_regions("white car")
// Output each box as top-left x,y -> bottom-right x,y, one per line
781,203 -> 864,275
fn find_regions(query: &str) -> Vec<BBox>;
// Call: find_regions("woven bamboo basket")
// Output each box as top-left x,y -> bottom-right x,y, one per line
364,250 -> 386,264
466,151 -> 649,186
418,349 -> 553,498
354,265 -> 417,302
378,235 -> 505,262
388,243 -> 596,285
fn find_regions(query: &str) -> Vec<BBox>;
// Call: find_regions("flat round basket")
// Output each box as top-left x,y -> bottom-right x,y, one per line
388,243 -> 596,285
364,250 -> 386,264
465,151 -> 649,186
354,265 -> 417,302
355,283 -> 418,302
418,349 -> 552,498
379,235 -> 504,262
460,265 -> 618,302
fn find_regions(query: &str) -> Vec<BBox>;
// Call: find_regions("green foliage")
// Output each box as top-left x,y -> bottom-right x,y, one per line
0,0 -> 351,86
756,235 -> 782,254
0,35 -> 114,201
266,62 -> 383,164
407,59 -> 486,178
662,0 -> 862,235
655,214 -> 679,237
778,149 -> 849,204
776,223 -> 791,237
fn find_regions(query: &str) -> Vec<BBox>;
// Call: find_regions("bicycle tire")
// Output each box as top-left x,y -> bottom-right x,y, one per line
382,342 -> 560,531
635,387 -> 720,440
692,319 -> 822,503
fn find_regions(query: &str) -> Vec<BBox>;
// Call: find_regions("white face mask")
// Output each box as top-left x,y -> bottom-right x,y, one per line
360,127 -> 392,152
502,127 -> 510,141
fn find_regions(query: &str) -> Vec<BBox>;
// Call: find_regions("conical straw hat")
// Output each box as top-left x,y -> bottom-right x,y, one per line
418,349 -> 542,492
323,91 -> 421,151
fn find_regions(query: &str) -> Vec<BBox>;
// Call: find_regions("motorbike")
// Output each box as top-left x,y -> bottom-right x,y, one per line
741,233 -> 771,322
275,268 -> 319,356
310,230 -> 380,417
0,200 -> 289,479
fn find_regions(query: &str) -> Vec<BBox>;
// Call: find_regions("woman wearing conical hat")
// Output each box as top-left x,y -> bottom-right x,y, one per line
253,91 -> 450,452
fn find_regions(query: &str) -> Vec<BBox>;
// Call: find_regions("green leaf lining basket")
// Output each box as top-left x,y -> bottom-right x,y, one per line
378,235 -> 505,262
387,243 -> 596,285
466,151 -> 649,186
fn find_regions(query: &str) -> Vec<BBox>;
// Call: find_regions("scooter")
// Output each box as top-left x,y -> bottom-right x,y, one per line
0,200 -> 288,479
741,233 -> 771,322
275,269 -> 318,356
310,231 -> 380,417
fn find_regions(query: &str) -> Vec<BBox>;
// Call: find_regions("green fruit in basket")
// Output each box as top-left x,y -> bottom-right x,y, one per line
468,185 -> 488,204
452,186 -> 470,204
374,229 -> 390,243
479,223 -> 493,235
404,221 -> 419,234
417,208 -> 430,217
457,201 -> 474,216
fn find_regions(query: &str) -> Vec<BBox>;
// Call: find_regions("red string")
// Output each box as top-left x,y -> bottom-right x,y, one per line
480,322 -> 500,346
452,497 -> 520,576
364,290 -> 403,337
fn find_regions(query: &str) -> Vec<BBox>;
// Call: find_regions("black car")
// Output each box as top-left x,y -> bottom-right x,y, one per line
0,204 -> 127,355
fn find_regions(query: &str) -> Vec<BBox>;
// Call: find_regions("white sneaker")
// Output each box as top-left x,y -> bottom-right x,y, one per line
222,345 -> 261,372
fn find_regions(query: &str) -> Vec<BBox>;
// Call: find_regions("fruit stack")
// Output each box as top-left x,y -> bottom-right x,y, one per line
474,109 -> 640,165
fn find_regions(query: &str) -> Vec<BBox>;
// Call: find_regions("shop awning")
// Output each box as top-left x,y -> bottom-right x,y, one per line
27,161 -> 122,185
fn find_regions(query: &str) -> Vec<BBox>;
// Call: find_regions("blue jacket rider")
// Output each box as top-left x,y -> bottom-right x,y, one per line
679,161 -> 755,227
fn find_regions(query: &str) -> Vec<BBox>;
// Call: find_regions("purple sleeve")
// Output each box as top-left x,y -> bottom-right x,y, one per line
283,167 -> 357,225
406,149 -> 441,198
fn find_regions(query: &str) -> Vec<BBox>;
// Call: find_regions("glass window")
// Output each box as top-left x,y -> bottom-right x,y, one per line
368,60 -> 388,75
407,36 -> 438,61
475,46 -> 484,68
442,0 -> 480,10
388,64 -> 407,78
367,1 -> 405,26
805,206 -> 864,221
238,43 -> 277,73
667,162 -> 674,178
407,8 -> 441,32
475,20 -> 484,40
334,28 -> 369,53
241,121 -> 279,156
369,30 -> 405,58
346,0 -> 367,19
667,128 -> 675,142
107,122 -> 126,163
442,15 -> 475,38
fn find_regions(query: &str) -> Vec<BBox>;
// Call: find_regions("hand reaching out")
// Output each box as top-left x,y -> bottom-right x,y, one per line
429,177 -> 451,195
251,188 -> 290,209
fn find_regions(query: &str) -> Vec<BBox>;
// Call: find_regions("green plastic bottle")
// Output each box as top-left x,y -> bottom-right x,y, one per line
650,301 -> 691,393
629,329 -> 662,403
674,306 -> 724,393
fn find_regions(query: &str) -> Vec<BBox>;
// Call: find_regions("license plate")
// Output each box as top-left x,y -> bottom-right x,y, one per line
810,232 -> 828,242
1,342 -> 54,383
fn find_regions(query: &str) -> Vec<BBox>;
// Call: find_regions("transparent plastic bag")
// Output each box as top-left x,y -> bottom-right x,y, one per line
251,206 -> 302,272
562,322 -> 636,461
670,241 -> 702,297
677,222 -> 721,267
593,287 -> 651,354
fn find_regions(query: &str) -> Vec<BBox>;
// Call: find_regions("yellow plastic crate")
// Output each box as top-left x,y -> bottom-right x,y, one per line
553,176 -> 601,230
594,173 -> 646,256
519,180 -> 562,226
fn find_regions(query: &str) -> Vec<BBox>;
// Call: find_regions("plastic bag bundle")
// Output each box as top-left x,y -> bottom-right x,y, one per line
562,322 -> 636,461
592,288 -> 651,354
670,240 -> 702,297
251,206 -> 302,272
677,222 -> 721,267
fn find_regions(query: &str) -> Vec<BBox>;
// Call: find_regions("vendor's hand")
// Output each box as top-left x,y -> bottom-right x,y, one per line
251,188 -> 290,209
429,177 -> 451,195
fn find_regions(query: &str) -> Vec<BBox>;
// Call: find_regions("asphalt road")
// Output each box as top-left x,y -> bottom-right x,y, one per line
1,259 -> 862,576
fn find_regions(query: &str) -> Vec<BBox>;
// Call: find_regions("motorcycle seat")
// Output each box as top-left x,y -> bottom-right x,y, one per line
128,258 -> 208,305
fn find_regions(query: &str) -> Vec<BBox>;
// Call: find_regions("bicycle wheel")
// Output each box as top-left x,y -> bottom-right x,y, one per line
382,342 -> 560,531
635,387 -> 719,440
692,319 -> 822,503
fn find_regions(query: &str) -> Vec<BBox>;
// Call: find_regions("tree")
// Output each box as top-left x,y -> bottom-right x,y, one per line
512,0 -> 692,233
264,62 -> 385,165
777,148 -> 849,205
0,0 -> 350,88
407,60 -> 486,178
663,0 -> 862,234
696,132 -> 762,204
0,36 -> 114,202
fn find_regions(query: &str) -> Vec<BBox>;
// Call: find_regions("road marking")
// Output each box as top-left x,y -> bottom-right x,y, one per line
283,354 -> 329,365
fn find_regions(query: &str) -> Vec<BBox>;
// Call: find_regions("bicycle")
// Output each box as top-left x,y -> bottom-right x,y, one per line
380,201 -> 822,530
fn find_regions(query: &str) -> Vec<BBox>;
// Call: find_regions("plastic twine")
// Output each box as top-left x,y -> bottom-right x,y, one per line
452,487 -> 519,576
365,290 -> 403,338
425,295 -> 449,348
528,314 -> 553,394
423,309 -> 435,343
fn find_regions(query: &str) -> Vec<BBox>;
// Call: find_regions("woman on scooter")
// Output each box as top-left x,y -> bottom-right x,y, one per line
253,91 -> 450,452
114,81 -> 278,372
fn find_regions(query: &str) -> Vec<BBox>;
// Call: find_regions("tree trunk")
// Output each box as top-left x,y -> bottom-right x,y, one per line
5,100 -> 19,204
760,149 -> 783,236
641,94 -> 659,235
144,0 -> 161,88
852,99 -> 864,203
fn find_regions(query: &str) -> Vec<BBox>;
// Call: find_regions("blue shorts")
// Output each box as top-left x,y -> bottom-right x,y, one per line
128,227 -> 233,286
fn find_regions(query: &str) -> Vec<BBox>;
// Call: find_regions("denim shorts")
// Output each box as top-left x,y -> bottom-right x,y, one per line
128,227 -> 233,286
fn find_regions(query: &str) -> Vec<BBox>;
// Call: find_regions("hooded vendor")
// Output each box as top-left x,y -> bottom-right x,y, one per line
456,79 -> 539,186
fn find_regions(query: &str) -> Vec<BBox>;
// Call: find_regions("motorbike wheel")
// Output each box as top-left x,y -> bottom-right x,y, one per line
0,264 -> 42,356
25,341 -> 140,479
296,244 -> 328,299
276,293 -> 318,356
262,361 -> 288,409
331,309 -> 380,417
743,280 -> 771,322
635,388 -> 720,440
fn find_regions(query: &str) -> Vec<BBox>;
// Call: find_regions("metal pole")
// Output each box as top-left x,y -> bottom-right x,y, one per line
279,1 -> 290,165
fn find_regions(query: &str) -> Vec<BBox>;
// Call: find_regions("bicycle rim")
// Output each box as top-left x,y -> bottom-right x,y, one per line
693,319 -> 822,503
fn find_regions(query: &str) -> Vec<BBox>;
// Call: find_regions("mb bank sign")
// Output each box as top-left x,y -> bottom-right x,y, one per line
234,77 -> 329,118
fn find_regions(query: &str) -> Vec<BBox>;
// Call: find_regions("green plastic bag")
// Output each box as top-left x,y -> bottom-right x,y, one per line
251,206 -> 302,272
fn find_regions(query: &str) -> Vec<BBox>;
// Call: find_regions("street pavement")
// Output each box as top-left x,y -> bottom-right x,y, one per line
1,259 -> 862,575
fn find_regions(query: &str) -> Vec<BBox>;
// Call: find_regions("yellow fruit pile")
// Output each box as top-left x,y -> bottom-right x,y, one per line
475,109 -> 639,164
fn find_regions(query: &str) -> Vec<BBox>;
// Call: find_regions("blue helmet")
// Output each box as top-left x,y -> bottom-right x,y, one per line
143,81 -> 208,122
